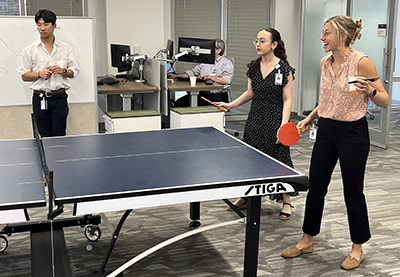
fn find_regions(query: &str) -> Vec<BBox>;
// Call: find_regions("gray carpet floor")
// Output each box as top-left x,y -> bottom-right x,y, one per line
1,111 -> 400,276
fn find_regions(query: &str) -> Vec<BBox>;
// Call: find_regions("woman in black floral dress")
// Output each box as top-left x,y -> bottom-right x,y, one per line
217,28 -> 298,220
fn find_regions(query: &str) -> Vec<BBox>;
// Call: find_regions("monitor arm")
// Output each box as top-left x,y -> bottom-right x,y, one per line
171,46 -> 211,64
153,49 -> 168,59
122,54 -> 148,82
154,45 -> 212,64
179,45 -> 211,56
123,54 -> 148,63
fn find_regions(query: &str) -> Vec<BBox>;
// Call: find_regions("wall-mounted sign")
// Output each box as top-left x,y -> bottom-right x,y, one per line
378,24 -> 387,37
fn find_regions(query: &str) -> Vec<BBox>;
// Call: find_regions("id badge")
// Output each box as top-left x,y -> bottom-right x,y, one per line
41,98 -> 47,110
309,123 -> 317,142
275,69 -> 283,85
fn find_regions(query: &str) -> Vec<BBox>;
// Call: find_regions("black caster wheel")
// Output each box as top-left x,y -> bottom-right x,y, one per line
84,225 -> 102,242
189,220 -> 201,227
0,235 -> 8,253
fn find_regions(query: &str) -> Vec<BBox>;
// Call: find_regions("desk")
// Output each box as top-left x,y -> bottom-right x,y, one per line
97,77 -> 158,111
168,80 -> 224,107
1,126 -> 309,276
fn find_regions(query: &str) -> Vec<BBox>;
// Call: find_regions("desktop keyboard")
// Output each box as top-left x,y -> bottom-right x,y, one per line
175,77 -> 206,82
99,77 -> 120,85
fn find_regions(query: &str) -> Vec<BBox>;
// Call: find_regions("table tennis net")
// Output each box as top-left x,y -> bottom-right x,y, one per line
31,113 -> 50,181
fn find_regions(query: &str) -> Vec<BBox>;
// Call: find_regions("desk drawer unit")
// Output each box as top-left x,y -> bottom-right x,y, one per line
103,110 -> 161,133
170,106 -> 225,131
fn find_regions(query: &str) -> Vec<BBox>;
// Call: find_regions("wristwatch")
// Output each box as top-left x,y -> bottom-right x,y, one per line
367,88 -> 377,98
62,68 -> 68,76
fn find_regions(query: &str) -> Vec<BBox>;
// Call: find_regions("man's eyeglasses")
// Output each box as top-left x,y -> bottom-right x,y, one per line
253,38 -> 269,45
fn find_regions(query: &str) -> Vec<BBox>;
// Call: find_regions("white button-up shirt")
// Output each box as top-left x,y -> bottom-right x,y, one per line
185,56 -> 234,94
17,37 -> 79,92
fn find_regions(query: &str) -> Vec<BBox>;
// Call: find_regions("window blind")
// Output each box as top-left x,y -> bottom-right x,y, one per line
0,0 -> 20,15
174,0 -> 222,73
226,0 -> 270,114
26,0 -> 83,16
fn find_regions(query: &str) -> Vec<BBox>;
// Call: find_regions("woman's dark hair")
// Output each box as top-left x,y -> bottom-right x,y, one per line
35,9 -> 57,25
248,28 -> 288,79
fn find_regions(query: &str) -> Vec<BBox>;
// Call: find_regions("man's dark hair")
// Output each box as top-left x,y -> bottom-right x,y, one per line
35,9 -> 57,25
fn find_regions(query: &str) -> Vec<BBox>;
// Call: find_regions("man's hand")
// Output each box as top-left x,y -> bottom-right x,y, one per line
49,65 -> 64,75
198,75 -> 211,80
39,66 -> 53,79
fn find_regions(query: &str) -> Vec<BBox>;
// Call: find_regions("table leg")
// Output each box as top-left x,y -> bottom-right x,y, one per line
243,196 -> 261,277
120,93 -> 133,111
31,227 -> 73,277
189,202 -> 201,227
189,91 -> 199,107
98,209 -> 133,273
0,224 -> 7,232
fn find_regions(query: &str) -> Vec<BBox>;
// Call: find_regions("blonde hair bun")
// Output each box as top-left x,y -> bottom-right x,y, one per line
350,17 -> 363,45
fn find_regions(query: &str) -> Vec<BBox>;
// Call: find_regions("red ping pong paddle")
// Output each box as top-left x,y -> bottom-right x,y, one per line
278,122 -> 300,146
200,96 -> 228,112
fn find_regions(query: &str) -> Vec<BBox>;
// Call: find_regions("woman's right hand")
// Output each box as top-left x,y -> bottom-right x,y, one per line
215,102 -> 230,112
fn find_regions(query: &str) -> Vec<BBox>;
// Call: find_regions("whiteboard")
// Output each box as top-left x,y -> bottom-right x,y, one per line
0,16 -> 96,106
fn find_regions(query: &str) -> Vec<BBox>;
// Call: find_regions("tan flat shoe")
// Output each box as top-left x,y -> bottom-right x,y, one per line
341,252 -> 364,270
281,243 -> 314,258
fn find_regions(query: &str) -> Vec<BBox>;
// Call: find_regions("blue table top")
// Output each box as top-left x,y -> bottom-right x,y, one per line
42,127 -> 309,205
0,139 -> 46,210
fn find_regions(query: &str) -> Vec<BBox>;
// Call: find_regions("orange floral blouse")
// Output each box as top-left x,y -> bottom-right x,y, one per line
318,48 -> 369,122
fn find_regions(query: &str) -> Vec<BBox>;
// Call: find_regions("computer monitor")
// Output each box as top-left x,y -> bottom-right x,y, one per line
166,39 -> 174,59
111,44 -> 132,72
177,37 -> 215,64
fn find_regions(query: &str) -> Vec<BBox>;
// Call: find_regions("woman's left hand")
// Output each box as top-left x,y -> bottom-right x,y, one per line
355,78 -> 373,96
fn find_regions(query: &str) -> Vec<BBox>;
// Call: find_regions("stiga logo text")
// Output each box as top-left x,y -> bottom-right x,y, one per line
244,183 -> 288,196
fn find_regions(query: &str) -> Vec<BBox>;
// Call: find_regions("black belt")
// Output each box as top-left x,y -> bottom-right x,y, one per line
34,88 -> 66,97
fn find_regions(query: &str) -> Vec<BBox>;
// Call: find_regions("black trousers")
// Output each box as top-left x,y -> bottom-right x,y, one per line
32,92 -> 69,137
302,117 -> 371,244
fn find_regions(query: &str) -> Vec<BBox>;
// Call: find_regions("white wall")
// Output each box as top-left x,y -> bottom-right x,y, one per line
87,0 -> 108,76
274,0 -> 302,113
87,0 -> 170,121
105,0 -> 170,75
87,0 -> 171,75
87,0 -> 108,122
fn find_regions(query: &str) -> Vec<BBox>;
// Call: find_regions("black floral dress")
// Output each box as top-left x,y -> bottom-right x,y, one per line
243,59 -> 298,201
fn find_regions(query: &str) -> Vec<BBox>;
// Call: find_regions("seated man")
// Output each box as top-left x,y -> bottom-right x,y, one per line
168,38 -> 234,107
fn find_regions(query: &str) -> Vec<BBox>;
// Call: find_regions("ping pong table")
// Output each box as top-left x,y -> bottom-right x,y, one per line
1,123 -> 309,276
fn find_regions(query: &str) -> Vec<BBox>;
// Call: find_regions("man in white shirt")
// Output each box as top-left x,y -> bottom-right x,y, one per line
17,9 -> 79,137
